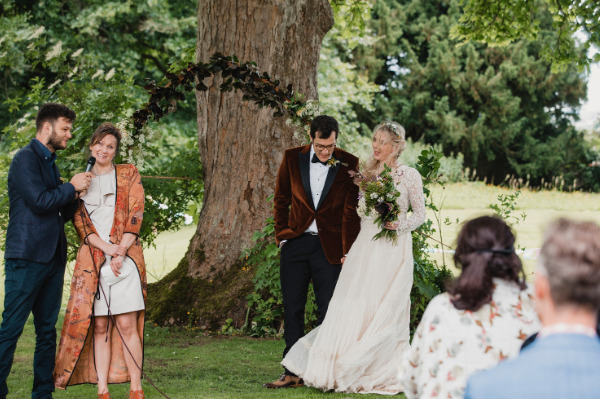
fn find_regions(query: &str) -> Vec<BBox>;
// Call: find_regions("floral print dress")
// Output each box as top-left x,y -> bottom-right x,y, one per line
399,278 -> 540,399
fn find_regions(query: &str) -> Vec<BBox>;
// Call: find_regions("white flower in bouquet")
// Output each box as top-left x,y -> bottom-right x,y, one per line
357,197 -> 368,219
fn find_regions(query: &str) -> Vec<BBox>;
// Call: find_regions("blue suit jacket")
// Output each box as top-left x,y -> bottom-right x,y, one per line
465,333 -> 600,399
5,139 -> 78,264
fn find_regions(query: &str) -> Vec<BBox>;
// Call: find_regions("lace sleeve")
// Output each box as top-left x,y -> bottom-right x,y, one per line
395,166 -> 426,234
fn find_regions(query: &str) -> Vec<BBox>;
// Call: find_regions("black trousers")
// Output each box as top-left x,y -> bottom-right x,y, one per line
279,233 -> 342,376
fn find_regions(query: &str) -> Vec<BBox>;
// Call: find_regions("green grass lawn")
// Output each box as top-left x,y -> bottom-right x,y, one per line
8,321 -> 388,398
2,182 -> 600,398
143,224 -> 196,283
426,182 -> 600,277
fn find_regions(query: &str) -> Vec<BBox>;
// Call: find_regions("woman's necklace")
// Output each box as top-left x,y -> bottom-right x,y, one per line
93,164 -> 114,177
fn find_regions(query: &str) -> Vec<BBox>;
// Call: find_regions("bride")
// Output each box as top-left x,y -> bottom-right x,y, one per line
282,121 -> 426,394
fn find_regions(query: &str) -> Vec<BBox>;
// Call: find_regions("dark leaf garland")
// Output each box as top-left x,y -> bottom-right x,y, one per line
132,53 -> 312,135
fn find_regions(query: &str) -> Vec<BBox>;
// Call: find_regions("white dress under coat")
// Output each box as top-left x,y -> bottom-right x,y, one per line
81,169 -> 145,316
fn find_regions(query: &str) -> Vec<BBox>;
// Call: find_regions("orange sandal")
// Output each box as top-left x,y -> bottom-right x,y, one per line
129,389 -> 145,399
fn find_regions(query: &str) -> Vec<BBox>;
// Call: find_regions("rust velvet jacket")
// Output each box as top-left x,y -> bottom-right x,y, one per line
274,145 -> 361,264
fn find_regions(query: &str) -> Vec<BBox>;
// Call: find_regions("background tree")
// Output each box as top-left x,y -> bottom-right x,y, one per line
4,0 -> 595,332
318,5 -> 380,158
147,0 -> 335,328
0,0 -> 201,252
353,0 -> 592,185
0,0 -> 383,329
0,0 -> 197,129
453,0 -> 600,70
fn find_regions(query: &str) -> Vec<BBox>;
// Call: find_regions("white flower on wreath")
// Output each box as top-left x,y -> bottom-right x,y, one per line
369,192 -> 378,200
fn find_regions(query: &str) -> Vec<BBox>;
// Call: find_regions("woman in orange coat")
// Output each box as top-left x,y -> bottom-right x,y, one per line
54,123 -> 147,399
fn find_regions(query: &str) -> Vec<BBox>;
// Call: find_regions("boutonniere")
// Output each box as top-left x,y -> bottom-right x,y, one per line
327,157 -> 347,168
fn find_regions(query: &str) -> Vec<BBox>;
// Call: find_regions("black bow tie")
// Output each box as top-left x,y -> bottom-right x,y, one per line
311,153 -> 328,166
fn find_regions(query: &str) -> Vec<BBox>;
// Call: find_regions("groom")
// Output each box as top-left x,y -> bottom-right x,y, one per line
264,115 -> 361,388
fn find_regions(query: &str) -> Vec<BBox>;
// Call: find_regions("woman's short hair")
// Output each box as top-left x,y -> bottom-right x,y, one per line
89,122 -> 122,154
447,215 -> 526,311
539,218 -> 600,311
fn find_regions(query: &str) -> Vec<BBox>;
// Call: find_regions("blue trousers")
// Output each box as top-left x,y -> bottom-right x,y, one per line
0,254 -> 65,399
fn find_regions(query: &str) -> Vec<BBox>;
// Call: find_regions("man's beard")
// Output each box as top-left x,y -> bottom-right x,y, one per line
47,127 -> 66,151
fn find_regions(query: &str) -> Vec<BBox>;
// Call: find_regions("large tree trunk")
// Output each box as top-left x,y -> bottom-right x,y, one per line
147,0 -> 333,328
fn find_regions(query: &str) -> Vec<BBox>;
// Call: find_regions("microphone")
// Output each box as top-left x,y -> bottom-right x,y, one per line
85,156 -> 96,173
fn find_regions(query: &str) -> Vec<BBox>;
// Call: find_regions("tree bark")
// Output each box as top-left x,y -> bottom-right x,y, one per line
147,0 -> 333,328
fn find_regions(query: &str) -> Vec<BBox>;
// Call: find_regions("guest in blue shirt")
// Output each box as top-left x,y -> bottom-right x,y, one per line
0,103 -> 92,399
465,218 -> 600,399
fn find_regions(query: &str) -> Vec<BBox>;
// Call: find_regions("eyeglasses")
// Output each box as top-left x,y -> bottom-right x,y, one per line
314,143 -> 336,152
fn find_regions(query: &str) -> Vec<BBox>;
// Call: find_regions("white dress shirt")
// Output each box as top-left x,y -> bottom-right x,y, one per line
305,146 -> 330,234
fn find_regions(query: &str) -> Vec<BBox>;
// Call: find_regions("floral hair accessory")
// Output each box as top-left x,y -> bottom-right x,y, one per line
383,121 -> 400,137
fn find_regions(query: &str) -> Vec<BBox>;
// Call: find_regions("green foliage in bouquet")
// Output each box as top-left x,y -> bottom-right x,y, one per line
359,164 -> 401,243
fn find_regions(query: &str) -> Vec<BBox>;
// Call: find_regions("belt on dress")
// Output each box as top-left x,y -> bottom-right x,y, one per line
302,231 -> 319,236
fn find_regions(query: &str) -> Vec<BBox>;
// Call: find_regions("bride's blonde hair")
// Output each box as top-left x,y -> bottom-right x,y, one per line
362,121 -> 407,179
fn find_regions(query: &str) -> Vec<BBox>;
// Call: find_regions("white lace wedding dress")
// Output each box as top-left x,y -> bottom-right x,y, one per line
282,164 -> 426,394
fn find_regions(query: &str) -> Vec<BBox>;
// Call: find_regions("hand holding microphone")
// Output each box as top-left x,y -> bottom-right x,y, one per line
69,156 -> 95,194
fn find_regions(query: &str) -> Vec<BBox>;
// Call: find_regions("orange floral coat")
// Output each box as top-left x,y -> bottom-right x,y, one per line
54,164 -> 147,389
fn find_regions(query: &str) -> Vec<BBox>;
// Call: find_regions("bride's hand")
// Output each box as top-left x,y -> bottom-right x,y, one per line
385,221 -> 399,230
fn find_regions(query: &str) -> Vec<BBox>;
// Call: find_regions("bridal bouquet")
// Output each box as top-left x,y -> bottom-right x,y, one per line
354,165 -> 401,243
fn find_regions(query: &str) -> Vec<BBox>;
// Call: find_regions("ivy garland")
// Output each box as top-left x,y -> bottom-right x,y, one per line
131,52 -> 316,136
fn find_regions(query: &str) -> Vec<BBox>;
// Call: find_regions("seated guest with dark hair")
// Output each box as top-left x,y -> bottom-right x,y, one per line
465,218 -> 600,399
399,215 -> 540,399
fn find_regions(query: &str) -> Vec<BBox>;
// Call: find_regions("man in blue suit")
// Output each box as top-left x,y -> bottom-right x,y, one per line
465,218 -> 600,399
0,103 -> 92,399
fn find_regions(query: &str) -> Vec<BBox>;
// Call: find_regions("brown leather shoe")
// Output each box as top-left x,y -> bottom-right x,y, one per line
263,374 -> 304,389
